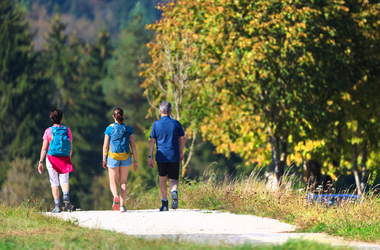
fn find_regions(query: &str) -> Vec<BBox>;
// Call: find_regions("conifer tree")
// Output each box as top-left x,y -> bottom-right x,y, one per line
40,13 -> 111,208
69,30 -> 111,208
0,0 -> 50,186
0,0 -> 36,182
102,2 -> 153,135
0,0 -> 34,150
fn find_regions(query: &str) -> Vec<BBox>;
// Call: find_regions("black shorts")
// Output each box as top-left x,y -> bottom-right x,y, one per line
157,162 -> 180,180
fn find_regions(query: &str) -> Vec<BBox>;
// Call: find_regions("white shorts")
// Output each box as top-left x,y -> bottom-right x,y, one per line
46,157 -> 70,187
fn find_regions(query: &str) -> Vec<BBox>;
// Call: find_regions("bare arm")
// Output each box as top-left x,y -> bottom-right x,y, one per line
149,138 -> 156,156
70,140 -> 73,158
38,140 -> 49,174
149,138 -> 156,168
102,135 -> 109,169
180,135 -> 186,161
129,134 -> 138,171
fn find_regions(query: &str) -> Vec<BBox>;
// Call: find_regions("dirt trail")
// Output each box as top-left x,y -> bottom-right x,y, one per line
48,209 -> 380,249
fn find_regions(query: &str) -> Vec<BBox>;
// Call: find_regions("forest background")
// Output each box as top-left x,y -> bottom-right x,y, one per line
1,0 -> 379,210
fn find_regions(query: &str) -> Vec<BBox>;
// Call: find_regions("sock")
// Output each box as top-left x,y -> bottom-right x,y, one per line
63,191 -> 69,196
162,198 -> 168,202
54,198 -> 61,206
171,189 -> 177,193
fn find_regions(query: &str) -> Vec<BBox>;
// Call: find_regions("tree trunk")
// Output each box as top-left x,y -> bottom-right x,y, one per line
302,154 -> 309,186
181,129 -> 197,177
270,150 -> 276,173
269,136 -> 280,187
269,135 -> 288,188
305,160 -> 322,191
331,124 -> 342,169
336,124 -> 342,168
277,137 -> 287,182
360,141 -> 367,192
352,143 -> 362,195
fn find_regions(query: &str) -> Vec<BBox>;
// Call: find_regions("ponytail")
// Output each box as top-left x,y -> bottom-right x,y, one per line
113,108 -> 124,123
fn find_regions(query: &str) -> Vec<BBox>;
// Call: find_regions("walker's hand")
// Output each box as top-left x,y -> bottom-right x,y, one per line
133,162 -> 138,171
102,160 -> 107,169
38,163 -> 44,174
180,152 -> 184,162
148,158 -> 154,168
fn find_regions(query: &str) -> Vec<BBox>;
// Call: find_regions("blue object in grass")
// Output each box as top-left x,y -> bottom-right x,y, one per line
307,194 -> 360,206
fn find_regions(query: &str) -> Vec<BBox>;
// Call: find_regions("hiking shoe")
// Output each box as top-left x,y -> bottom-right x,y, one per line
172,191 -> 178,209
120,206 -> 126,213
171,190 -> 178,209
63,194 -> 70,203
63,194 -> 72,212
159,200 -> 169,211
112,195 -> 120,211
52,205 -> 62,213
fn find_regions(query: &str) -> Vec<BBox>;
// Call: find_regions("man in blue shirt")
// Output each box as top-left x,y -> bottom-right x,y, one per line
149,101 -> 185,211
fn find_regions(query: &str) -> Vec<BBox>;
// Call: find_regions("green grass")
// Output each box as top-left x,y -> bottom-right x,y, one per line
0,200 -> 351,250
124,173 -> 380,244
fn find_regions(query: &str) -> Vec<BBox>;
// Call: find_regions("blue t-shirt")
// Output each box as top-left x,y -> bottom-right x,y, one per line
150,116 -> 185,163
104,123 -> 134,137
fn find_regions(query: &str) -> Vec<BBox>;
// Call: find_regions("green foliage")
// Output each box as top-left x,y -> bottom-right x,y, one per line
0,0 -> 247,212
142,3 -> 216,176
147,0 -> 380,188
186,141 -> 252,178
0,0 -> 51,186
102,4 -> 154,136
16,0 -> 162,34
37,12 -> 112,209
0,158 -> 50,205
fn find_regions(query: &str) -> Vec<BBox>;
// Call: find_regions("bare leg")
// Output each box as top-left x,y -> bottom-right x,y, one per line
62,183 -> 69,193
60,180 -> 71,211
52,186 -> 59,200
169,179 -> 179,209
108,167 -> 120,197
119,167 -> 130,206
169,179 -> 179,191
159,176 -> 168,199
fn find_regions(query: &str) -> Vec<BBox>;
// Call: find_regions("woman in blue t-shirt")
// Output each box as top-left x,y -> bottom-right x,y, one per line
102,108 -> 138,212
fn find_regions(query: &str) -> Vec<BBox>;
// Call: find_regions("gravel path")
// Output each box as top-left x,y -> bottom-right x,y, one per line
48,209 -> 380,249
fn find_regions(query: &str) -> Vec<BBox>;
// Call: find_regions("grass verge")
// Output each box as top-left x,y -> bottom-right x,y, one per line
125,173 -> 380,244
0,200 -> 351,250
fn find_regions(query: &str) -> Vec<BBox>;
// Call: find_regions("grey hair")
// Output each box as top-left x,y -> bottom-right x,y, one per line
159,101 -> 172,114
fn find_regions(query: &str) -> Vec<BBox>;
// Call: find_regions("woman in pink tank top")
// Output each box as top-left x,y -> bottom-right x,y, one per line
38,107 -> 73,213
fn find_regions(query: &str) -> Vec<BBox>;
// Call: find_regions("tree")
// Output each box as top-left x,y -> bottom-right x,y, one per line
102,2 -> 153,135
147,0 -> 380,189
0,0 -> 34,155
141,2 -> 213,177
19,0 -> 164,39
295,1 -> 380,194
1,158 -> 50,205
0,0 -> 51,187
40,12 -> 111,208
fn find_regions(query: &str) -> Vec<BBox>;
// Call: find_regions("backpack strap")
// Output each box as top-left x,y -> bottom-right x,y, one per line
107,124 -> 113,155
51,125 -> 67,130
